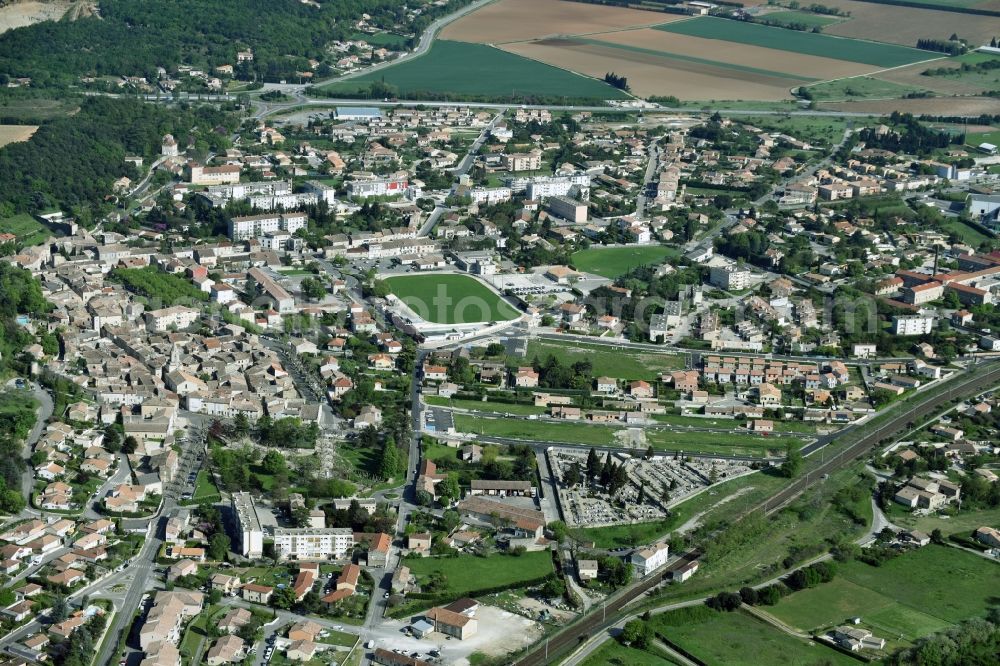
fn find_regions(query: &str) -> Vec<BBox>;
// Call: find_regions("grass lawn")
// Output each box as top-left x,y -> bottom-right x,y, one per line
384,273 -> 519,324
522,339 -> 684,380
422,438 -> 460,463
770,576 -> 949,640
571,245 -> 680,278
906,504 -> 1000,537
769,545 -> 998,640
653,607 -> 856,665
0,213 -> 50,245
734,114 -> 857,148
321,40 -> 628,100
758,10 -> 844,28
656,17 -> 932,67
423,395 -> 546,416
803,76 -> 928,101
940,217 -> 993,246
454,414 -> 619,445
650,413 -> 818,434
192,469 -> 219,500
453,413 -> 796,456
404,551 -> 554,597
968,128 -> 1000,150
580,640 -> 683,666
572,519 -> 677,549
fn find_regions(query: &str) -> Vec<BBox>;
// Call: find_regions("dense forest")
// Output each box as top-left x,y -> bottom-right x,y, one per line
0,0 -> 472,87
0,96 -> 237,221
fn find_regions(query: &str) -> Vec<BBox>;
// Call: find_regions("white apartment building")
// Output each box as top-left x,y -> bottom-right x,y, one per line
144,305 -> 200,332
249,192 -> 318,211
525,175 -> 590,201
709,264 -> 751,291
469,187 -> 512,205
232,492 -> 263,559
346,175 -> 408,198
228,212 -> 307,241
892,314 -> 935,336
631,542 -> 670,577
273,527 -> 355,561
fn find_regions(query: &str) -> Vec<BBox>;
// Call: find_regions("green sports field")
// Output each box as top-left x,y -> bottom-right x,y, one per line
769,545 -> 998,640
384,273 -> 519,324
571,245 -> 681,278
656,17 -> 932,67
322,40 -> 629,100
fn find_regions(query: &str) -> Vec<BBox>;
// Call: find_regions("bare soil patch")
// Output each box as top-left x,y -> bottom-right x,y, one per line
440,0 -> 681,44
0,124 -> 38,147
0,1 -> 71,33
591,28 -> 874,80
502,38 -> 800,99
819,0 -> 1000,47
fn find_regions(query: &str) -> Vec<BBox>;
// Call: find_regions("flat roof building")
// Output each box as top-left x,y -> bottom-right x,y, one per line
231,492 -> 263,559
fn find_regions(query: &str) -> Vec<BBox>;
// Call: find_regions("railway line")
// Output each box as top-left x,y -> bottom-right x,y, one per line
513,360 -> 1000,665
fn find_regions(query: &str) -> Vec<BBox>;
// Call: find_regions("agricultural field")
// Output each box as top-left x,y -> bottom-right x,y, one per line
503,37 -> 804,100
383,273 -> 519,324
521,339 -> 685,379
656,17 -> 932,67
0,124 -> 37,148
880,51 -> 1000,96
0,213 -> 50,245
591,28 -> 868,80
439,0 -> 672,44
819,0 -> 1000,47
803,76 -> 930,101
753,9 -> 846,29
651,607 -> 857,666
321,40 -> 628,100
816,95 -> 1000,115
769,545 -> 999,640
571,244 -> 680,278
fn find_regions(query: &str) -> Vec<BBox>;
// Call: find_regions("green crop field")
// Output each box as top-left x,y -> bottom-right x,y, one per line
757,10 -> 844,29
769,545 -> 999,640
571,245 -> 681,278
522,339 -> 685,379
404,551 -> 553,597
652,607 -> 857,666
384,273 -> 519,324
322,40 -> 629,100
657,17 -> 932,67
0,213 -> 50,246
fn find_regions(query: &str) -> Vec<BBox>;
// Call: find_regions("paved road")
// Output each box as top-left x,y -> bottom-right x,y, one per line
21,381 -> 54,500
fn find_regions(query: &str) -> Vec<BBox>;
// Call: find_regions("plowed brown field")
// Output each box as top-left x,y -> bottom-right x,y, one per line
819,0 -> 1000,47
591,28 -> 873,80
502,38 -> 801,99
440,0 -> 682,44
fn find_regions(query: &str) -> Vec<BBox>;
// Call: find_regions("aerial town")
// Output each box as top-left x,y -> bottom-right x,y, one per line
0,1 -> 997,666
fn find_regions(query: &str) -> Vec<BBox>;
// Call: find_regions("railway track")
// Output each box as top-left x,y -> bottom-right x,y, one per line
514,361 -> 1000,666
